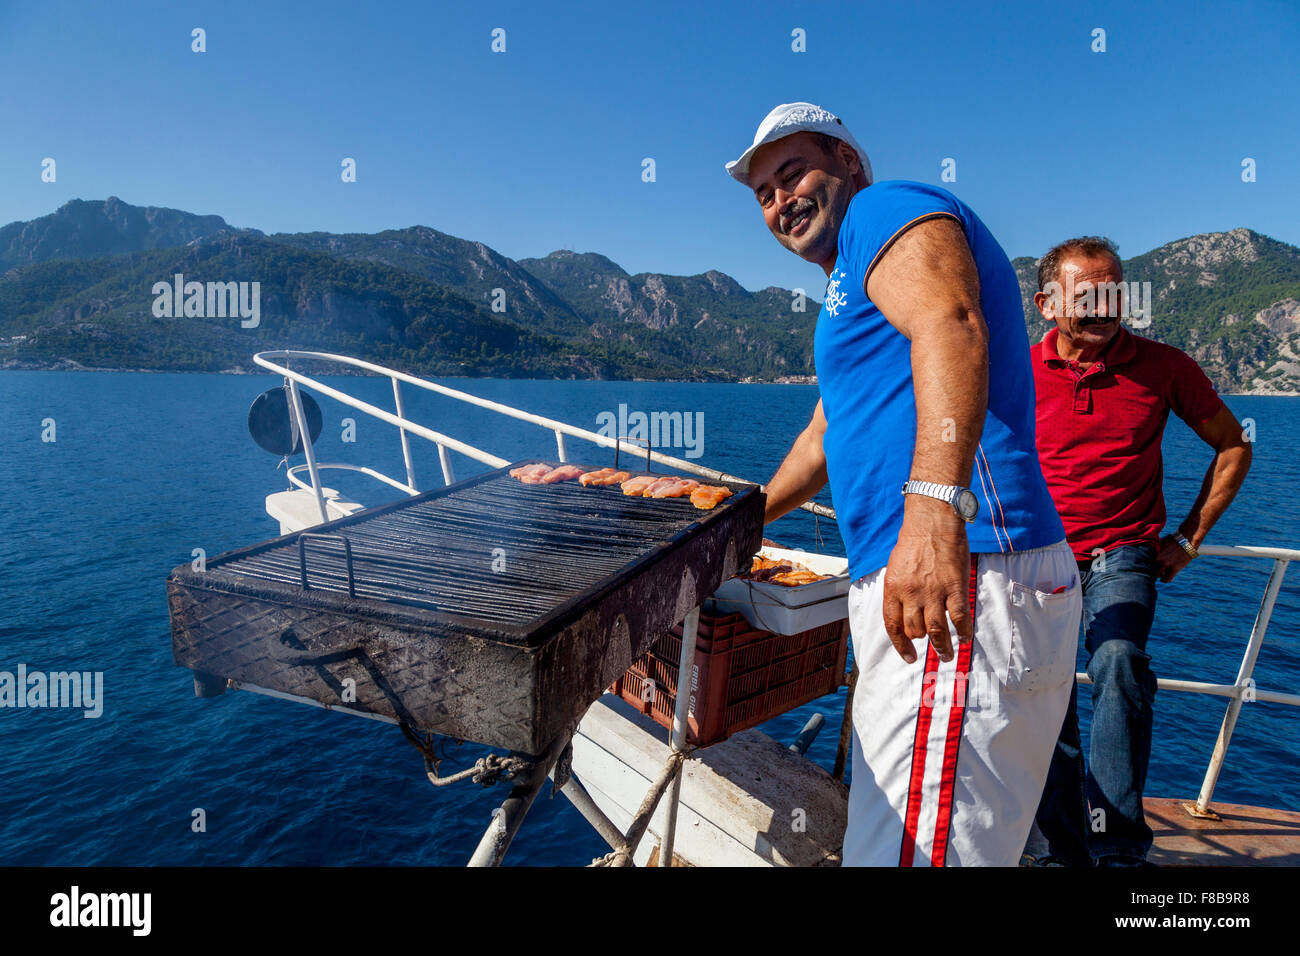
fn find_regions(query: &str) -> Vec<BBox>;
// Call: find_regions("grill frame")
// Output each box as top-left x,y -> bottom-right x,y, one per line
167,461 -> 765,754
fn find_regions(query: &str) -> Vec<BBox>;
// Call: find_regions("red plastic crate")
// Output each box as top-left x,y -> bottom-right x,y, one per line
608,609 -> 849,747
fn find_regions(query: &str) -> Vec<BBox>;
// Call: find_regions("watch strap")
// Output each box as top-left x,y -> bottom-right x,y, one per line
901,479 -> 958,504
902,480 -> 978,522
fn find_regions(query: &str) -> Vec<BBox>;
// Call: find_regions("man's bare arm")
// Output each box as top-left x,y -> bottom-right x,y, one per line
866,216 -> 990,663
1156,404 -> 1253,581
867,217 -> 989,486
763,399 -> 829,524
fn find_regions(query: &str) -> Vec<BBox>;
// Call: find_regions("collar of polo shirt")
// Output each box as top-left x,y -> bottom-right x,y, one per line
1040,325 -> 1138,369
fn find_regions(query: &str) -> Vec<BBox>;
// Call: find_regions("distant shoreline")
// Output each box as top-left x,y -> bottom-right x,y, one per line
0,360 -> 820,386
3,362 -> 1297,396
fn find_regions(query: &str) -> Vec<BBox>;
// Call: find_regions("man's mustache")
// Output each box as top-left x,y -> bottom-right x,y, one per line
780,200 -> 817,234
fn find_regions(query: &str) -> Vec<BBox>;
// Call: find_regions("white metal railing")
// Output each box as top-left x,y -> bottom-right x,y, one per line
284,462 -> 416,497
1123,544 -> 1296,816
1074,544 -> 1298,815
252,350 -> 1297,821
252,349 -> 833,522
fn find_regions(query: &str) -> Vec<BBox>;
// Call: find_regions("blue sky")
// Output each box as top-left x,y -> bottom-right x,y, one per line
1,0 -> 1297,293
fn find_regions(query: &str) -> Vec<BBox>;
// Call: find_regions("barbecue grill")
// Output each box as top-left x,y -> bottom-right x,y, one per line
167,462 -> 765,754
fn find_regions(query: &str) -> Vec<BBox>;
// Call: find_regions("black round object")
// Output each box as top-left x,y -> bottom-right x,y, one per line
248,386 -> 323,455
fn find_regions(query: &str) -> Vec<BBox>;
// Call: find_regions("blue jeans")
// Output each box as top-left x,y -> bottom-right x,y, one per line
1031,543 -> 1159,864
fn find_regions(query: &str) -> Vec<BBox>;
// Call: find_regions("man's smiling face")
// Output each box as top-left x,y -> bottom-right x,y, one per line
748,132 -> 864,274
1038,253 -> 1126,356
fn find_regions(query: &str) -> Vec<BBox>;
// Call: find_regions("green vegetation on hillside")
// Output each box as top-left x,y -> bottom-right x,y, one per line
4,200 -> 1299,390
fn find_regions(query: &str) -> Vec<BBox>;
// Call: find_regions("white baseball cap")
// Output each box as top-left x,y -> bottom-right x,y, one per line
725,102 -> 872,188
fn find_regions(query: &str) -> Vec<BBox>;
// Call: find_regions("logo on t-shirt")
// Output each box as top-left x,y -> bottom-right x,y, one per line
825,266 -> 848,318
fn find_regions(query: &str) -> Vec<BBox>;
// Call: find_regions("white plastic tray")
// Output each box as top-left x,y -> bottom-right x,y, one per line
707,546 -> 851,635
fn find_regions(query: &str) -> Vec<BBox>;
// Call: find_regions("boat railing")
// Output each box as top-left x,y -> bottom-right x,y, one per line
252,349 -> 1297,821
1111,543 -> 1298,818
253,349 -> 836,522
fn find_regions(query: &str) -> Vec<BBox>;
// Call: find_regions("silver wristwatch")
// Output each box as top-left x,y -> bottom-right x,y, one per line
901,479 -> 979,522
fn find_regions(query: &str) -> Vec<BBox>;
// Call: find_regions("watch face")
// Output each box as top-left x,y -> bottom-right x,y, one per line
956,489 -> 979,521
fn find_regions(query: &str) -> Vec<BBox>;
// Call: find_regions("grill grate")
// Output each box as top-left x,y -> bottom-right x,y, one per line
208,464 -> 749,636
169,460 -> 766,751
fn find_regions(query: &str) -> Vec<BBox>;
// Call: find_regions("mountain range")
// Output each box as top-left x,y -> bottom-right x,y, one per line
2,197 -> 1299,393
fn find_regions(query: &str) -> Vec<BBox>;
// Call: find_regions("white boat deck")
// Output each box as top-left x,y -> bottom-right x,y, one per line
575,693 -> 1300,866
573,695 -> 846,866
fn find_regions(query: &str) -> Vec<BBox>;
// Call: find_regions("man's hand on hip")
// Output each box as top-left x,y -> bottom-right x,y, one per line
882,498 -> 972,664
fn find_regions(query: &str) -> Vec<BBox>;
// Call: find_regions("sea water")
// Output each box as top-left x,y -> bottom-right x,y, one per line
0,371 -> 1295,865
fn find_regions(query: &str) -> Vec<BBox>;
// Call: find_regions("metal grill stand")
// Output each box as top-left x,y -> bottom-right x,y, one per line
468,731 -> 574,867
660,605 -> 699,866
466,605 -> 701,868
569,605 -> 701,868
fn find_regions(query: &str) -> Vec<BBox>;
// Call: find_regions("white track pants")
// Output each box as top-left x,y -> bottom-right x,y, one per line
843,540 -> 1081,867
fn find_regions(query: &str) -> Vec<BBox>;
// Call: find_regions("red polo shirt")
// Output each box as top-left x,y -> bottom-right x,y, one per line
1032,326 -> 1225,560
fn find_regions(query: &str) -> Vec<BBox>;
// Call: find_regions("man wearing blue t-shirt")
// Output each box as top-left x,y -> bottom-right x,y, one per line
727,102 -> 1082,866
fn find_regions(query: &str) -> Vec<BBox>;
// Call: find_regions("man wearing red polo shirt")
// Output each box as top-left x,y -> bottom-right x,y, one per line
1026,237 -> 1253,866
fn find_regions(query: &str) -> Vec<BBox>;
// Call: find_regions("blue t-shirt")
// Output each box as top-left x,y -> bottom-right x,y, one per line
813,180 -> 1063,579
